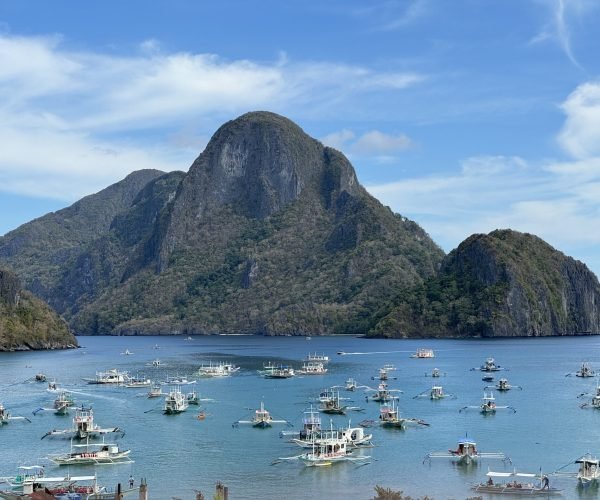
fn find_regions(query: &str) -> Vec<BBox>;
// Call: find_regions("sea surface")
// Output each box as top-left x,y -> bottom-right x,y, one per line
2,335 -> 600,499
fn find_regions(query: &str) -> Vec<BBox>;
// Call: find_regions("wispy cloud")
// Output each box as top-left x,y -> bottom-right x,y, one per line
353,0 -> 430,31
322,129 -> 414,157
530,0 -> 597,69
0,33 -> 425,201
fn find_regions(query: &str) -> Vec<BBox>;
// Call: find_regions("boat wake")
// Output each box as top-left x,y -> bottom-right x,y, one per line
337,350 -> 410,356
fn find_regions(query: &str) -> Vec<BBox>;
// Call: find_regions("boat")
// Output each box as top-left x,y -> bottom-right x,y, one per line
35,373 -> 47,382
344,378 -> 359,391
459,392 -> 516,414
120,349 -> 133,355
163,387 -> 189,414
0,403 -> 30,425
290,418 -> 372,449
424,436 -> 511,465
123,375 -> 152,388
233,401 -> 290,428
580,385 -> 600,409
577,454 -> 600,486
366,382 -> 402,403
319,390 -> 346,415
427,368 -> 444,378
84,368 -> 130,385
482,375 -> 495,382
297,362 -> 328,375
305,353 -> 329,364
0,465 -> 105,498
414,385 -> 455,400
41,406 -> 122,440
279,430 -> 371,467
147,384 -> 163,398
54,391 -> 75,411
47,380 -> 59,392
186,389 -> 200,405
486,378 -> 522,392
472,470 -> 561,495
378,400 -> 428,430
372,365 -> 397,381
576,362 -> 595,378
282,406 -> 322,444
49,440 -> 133,465
478,357 -> 503,372
260,362 -> 295,379
411,348 -> 435,359
150,359 -> 162,367
197,361 -> 240,377
161,375 -> 197,385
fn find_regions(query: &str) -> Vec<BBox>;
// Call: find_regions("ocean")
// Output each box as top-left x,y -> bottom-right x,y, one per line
1,334 -> 600,499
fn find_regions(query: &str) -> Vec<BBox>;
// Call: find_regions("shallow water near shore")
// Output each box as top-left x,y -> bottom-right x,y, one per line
2,334 -> 600,499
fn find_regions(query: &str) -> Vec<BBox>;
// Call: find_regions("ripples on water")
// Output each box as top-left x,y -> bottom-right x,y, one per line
1,335 -> 600,499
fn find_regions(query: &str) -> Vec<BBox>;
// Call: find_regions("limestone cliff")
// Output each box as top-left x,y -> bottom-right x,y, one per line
0,268 -> 76,351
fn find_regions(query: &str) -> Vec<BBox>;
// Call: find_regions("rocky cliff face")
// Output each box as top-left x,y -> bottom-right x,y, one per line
1,111 -> 443,336
0,267 -> 76,351
372,230 -> 600,337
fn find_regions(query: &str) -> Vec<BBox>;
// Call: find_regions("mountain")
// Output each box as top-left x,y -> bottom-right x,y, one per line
0,111 -> 444,335
371,229 -> 600,337
0,267 -> 76,351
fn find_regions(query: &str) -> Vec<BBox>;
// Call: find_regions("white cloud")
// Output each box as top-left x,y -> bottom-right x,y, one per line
0,32 -> 425,201
557,81 -> 600,158
321,129 -> 414,156
353,131 -> 413,154
321,129 -> 356,151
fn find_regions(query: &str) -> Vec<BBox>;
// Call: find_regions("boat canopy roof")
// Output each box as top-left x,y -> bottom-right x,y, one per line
576,457 -> 600,465
458,438 -> 476,445
34,475 -> 97,483
486,471 -> 537,478
17,465 -> 45,471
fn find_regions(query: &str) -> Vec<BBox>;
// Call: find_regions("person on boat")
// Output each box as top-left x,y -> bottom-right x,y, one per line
129,475 -> 134,488
487,477 -> 494,486
541,475 -> 550,490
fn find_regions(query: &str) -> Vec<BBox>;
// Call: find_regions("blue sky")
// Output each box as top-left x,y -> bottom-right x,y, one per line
1,0 -> 600,276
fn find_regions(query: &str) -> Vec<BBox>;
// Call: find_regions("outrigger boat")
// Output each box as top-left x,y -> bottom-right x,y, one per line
197,361 -> 240,377
411,348 -> 435,359
233,401 -> 290,428
123,375 -> 152,388
414,385 -> 455,400
0,403 -> 31,425
48,439 -> 133,465
297,362 -> 328,375
161,375 -> 197,385
577,454 -> 600,487
120,349 -> 133,355
574,362 -> 595,378
320,390 -> 347,415
32,390 -> 75,416
365,382 -> 402,403
148,358 -> 162,367
379,400 -> 428,430
281,406 -> 322,443
372,365 -> 397,381
472,470 -> 561,495
485,378 -> 522,392
163,387 -> 189,414
35,373 -> 47,382
579,385 -> 600,409
84,368 -> 130,385
0,466 -> 105,498
147,383 -> 163,398
305,353 -> 329,364
474,357 -> 504,372
260,362 -> 295,379
424,436 -> 511,466
426,368 -> 445,378
277,431 -> 371,467
186,389 -> 200,405
460,392 -> 516,415
41,406 -> 123,440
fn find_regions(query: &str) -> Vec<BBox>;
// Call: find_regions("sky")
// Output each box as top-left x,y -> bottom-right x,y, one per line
1,0 -> 600,276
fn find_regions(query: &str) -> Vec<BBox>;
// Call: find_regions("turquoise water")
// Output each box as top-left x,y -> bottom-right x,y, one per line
2,335 -> 600,499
